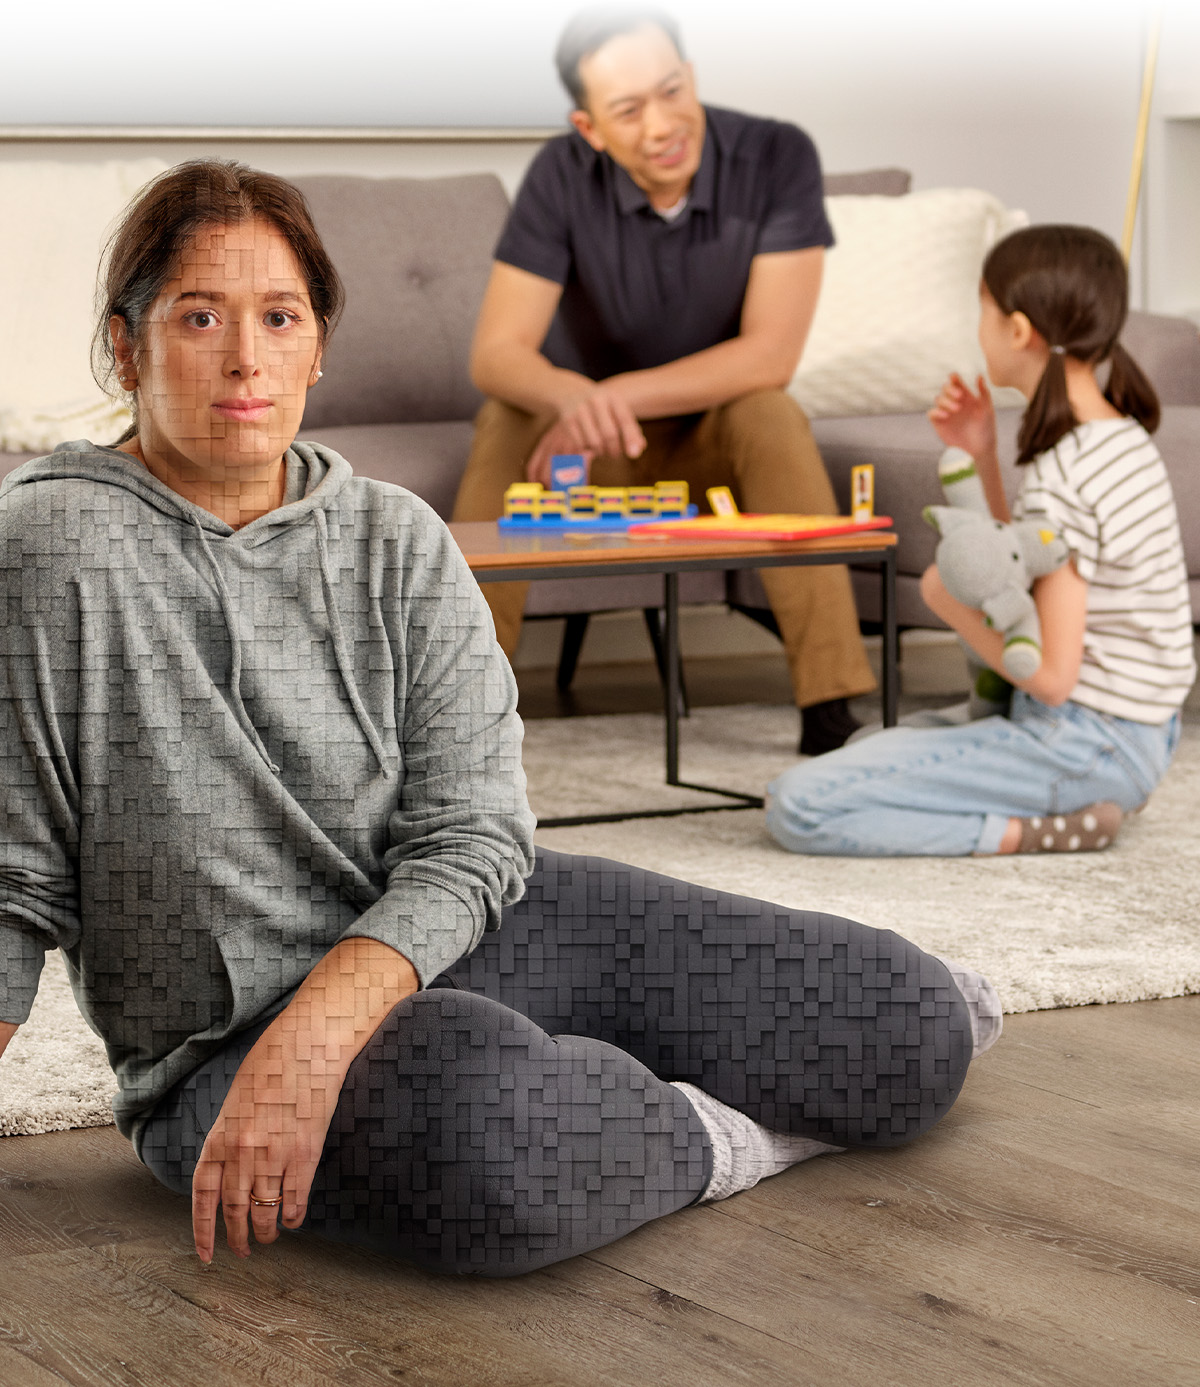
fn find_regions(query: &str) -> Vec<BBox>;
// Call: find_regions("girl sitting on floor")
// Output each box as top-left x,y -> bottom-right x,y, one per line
767,224 -> 1195,858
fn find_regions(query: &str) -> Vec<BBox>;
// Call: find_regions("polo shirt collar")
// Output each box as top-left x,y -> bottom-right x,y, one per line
612,106 -> 716,217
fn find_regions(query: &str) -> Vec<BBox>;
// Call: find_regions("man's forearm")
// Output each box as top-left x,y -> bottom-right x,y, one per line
474,332 -> 798,427
0,1021 -> 18,1060
609,332 -> 800,420
471,340 -> 594,419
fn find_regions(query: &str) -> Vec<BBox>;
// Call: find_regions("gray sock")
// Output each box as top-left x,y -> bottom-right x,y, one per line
672,1082 -> 844,1204
936,956 -> 1004,1058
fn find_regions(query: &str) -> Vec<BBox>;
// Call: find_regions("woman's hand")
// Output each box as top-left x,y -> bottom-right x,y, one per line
191,936 -> 419,1264
191,1021 -> 341,1260
928,373 -> 997,461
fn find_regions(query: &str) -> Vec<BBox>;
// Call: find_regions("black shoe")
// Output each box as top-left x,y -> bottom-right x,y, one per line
798,697 -> 861,756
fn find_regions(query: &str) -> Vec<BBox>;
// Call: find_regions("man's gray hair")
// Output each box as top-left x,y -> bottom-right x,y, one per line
554,7 -> 685,110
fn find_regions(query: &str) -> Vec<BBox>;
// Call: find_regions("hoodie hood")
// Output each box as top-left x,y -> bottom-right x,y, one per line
2,438 -> 384,774
0,432 -> 534,1147
0,438 -> 353,542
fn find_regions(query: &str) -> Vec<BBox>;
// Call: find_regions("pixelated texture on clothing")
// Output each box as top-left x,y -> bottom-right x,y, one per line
452,850 -> 973,1148
0,441 -> 535,1143
142,850 -> 971,1276
141,986 -> 709,1277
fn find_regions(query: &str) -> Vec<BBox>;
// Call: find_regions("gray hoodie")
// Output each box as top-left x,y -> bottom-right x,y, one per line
0,440 -> 535,1149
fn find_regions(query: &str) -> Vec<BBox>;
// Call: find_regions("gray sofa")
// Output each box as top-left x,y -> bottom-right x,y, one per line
4,167 -> 1198,644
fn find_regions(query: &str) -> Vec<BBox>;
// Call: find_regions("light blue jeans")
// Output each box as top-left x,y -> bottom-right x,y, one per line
766,692 -> 1182,857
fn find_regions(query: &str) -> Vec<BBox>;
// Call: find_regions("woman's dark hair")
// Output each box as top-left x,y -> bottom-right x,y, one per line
555,6 -> 684,108
981,224 -> 1159,465
92,159 -> 344,442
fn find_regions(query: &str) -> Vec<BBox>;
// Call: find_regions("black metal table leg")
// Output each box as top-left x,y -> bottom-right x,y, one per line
882,547 -> 899,727
664,572 -> 680,784
472,538 -> 896,824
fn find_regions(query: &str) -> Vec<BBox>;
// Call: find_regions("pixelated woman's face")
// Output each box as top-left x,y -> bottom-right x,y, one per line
113,218 -> 322,478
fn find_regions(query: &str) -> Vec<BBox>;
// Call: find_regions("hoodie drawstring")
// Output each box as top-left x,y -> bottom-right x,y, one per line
191,517 -> 281,776
313,509 -> 390,771
190,510 -> 390,776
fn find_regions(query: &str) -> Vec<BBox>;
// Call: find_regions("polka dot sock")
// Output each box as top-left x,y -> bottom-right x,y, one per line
1016,802 -> 1123,854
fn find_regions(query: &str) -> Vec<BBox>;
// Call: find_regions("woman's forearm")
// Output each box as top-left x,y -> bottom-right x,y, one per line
268,936 -> 420,1091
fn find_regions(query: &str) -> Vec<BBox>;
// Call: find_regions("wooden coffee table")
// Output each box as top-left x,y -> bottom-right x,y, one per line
450,521 -> 899,827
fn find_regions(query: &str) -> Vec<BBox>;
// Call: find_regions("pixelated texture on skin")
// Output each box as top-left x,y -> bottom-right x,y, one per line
0,441 -> 535,1144
140,850 -> 972,1277
4,434 -> 974,1279
141,987 -> 710,1277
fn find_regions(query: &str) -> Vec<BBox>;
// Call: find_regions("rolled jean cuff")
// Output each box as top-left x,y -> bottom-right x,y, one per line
974,812 -> 1011,857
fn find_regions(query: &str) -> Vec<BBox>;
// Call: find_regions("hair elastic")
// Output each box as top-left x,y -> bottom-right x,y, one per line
1049,345 -> 1067,356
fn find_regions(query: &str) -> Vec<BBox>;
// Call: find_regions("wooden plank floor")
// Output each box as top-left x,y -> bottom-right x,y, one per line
2,995 -> 1197,1387
4,649 -> 1198,1386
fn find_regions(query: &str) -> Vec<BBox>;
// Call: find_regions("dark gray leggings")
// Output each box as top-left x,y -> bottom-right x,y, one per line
139,848 -> 973,1276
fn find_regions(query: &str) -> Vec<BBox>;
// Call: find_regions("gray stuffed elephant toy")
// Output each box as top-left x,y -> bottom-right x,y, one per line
923,447 -> 1070,688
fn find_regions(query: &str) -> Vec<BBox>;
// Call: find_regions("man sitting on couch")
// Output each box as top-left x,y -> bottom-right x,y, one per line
450,5 -> 875,755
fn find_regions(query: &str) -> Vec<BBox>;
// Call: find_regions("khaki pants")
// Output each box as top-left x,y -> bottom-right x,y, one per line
451,389 -> 876,707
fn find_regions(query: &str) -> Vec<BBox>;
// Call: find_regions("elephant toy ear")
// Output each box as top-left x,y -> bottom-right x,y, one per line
1021,524 -> 1071,576
923,505 -> 975,536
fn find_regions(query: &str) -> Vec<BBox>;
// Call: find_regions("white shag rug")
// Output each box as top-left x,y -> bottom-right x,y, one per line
4,703 -> 1197,1138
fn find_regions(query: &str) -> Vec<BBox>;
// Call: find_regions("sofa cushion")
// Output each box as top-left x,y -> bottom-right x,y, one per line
294,173 -> 510,430
823,168 -> 911,197
301,421 -> 474,520
790,188 -> 1027,420
1122,311 -> 1200,407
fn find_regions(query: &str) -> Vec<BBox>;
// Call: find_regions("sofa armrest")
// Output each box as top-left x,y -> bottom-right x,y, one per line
1122,310 -> 1200,407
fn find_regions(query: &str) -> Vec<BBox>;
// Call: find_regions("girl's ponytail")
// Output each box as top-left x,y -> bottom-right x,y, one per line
983,226 -> 1149,464
1016,347 -> 1077,466
1105,341 -> 1160,436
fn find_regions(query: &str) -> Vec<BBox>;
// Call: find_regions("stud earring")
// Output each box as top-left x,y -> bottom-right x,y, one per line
316,370 -> 323,380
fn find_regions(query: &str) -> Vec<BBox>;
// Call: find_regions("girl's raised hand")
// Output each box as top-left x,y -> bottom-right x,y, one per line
928,373 -> 997,460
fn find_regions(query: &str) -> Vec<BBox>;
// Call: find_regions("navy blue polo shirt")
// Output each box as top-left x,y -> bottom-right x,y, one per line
494,105 -> 834,381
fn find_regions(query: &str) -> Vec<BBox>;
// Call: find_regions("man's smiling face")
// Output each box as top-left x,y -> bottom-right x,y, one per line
570,21 -> 705,211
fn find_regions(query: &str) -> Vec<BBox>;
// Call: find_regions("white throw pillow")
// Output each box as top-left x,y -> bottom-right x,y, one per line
790,188 -> 1028,419
0,159 -> 166,454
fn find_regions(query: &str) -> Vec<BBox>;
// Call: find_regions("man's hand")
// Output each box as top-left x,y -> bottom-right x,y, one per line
525,384 -> 646,485
928,374 -> 998,461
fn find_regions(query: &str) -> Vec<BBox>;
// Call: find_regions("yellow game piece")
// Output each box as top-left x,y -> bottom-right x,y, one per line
503,481 -> 543,519
706,486 -> 739,517
654,481 -> 690,516
594,487 -> 628,518
851,465 -> 875,523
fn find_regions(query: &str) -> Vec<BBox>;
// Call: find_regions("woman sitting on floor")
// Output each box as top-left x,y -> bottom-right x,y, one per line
0,160 -> 999,1276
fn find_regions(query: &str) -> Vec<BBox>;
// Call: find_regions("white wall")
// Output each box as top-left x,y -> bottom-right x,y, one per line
2,0 -> 1192,305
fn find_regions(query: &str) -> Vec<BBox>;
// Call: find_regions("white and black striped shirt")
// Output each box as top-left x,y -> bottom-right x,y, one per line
1014,418 -> 1195,724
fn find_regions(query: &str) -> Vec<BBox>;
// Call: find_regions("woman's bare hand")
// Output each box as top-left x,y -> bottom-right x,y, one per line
190,936 -> 419,1264
191,1021 -> 341,1263
928,373 -> 997,460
